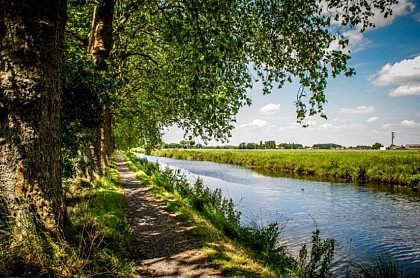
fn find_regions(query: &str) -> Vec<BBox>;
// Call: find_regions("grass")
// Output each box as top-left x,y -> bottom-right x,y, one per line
153,149 -> 420,188
123,151 -> 336,277
349,255 -> 420,278
0,157 -> 133,277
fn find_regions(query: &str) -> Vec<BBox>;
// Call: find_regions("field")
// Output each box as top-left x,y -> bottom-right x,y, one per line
153,149 -> 420,188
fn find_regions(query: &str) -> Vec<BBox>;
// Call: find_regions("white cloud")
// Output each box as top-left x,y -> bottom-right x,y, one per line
321,123 -> 333,129
367,117 -> 379,123
338,105 -> 375,114
371,56 -> 420,86
327,0 -> 414,52
381,123 -> 394,129
371,55 -> 420,97
306,120 -> 317,126
381,120 -> 420,129
389,84 -> 420,97
240,119 -> 269,128
343,29 -> 372,52
369,0 -> 415,28
400,120 -> 420,127
259,103 -> 280,115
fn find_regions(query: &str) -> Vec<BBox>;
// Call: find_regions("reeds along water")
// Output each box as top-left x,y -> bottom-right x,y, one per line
145,153 -> 420,276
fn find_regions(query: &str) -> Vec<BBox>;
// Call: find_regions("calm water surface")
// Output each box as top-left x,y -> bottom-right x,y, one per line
143,155 -> 420,276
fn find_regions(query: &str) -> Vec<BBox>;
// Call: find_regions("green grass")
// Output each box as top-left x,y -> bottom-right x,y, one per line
153,149 -> 420,188
350,255 -> 420,278
0,157 -> 133,277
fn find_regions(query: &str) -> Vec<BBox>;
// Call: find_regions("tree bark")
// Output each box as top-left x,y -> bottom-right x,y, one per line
0,0 -> 68,237
87,0 -> 115,175
88,0 -> 115,69
101,102 -> 114,170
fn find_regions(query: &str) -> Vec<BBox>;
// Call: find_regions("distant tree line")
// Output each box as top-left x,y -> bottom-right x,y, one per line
163,141 -> 385,150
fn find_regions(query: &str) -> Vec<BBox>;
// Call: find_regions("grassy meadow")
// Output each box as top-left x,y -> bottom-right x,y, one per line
153,149 -> 420,188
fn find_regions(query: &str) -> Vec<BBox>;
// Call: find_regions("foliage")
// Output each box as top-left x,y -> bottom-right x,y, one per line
100,0 -> 399,148
62,1 -> 118,178
372,143 -> 384,150
154,149 -> 420,187
312,143 -> 343,150
297,229 -> 335,278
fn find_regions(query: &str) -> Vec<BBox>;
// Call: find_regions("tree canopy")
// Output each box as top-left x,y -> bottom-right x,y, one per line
93,0 -> 396,149
0,0 -> 401,256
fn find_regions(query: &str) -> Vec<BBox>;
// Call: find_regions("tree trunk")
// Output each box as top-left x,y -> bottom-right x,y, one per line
101,102 -> 114,170
88,0 -> 114,69
86,0 -> 115,175
0,0 -> 68,238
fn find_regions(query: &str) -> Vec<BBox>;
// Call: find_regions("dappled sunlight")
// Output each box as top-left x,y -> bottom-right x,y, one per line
117,154 -> 222,277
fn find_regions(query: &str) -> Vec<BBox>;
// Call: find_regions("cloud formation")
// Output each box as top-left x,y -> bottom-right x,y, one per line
240,119 -> 268,128
367,117 -> 379,123
259,103 -> 280,115
338,105 -> 375,114
400,120 -> 420,127
381,120 -> 420,129
371,55 -> 420,97
369,0 -> 415,28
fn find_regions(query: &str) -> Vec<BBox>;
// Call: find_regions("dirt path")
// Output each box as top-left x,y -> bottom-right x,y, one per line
117,154 -> 222,277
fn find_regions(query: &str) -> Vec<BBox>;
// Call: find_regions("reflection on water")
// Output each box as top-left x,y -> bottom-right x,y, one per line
144,155 -> 420,276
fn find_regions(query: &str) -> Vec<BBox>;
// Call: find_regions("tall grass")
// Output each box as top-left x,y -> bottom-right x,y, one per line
0,161 -> 132,277
349,255 -> 420,278
153,149 -> 420,187
123,151 -> 336,277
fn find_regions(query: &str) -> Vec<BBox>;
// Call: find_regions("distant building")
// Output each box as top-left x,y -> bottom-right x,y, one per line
405,144 -> 420,150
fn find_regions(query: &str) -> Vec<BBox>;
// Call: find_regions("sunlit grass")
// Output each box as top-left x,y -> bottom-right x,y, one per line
0,157 -> 133,277
123,151 -> 280,277
123,151 -> 336,277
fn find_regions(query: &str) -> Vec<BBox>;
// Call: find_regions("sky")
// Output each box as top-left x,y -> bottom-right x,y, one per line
163,0 -> 420,147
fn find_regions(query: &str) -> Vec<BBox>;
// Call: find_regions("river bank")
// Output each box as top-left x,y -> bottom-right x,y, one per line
153,149 -> 420,189
143,151 -> 420,276
123,151 -> 341,277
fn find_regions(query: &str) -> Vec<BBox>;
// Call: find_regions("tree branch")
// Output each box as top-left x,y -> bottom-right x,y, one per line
118,52 -> 158,65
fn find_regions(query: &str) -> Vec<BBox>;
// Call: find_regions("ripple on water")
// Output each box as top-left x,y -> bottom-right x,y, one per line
144,155 -> 420,275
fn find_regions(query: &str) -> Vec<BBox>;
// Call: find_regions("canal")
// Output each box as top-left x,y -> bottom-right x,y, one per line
143,155 -> 420,276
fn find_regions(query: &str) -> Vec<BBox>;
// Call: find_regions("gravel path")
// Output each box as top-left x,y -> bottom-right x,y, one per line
117,154 -> 222,277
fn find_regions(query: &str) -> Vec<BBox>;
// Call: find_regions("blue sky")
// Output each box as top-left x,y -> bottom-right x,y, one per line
164,0 -> 420,147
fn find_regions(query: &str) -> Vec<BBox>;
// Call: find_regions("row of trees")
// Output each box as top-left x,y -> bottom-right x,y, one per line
1,0 -> 398,243
164,141 -> 384,150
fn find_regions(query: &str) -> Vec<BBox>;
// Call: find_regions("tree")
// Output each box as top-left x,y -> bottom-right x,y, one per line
108,0 -> 399,148
0,0 -> 68,237
372,142 -> 384,149
246,143 -> 258,149
1,0 -> 400,240
264,141 -> 277,149
239,142 -> 247,149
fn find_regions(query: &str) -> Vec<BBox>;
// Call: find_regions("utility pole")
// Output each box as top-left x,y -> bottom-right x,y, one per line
391,131 -> 396,147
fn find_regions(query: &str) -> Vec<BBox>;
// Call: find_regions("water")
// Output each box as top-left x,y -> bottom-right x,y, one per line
143,155 -> 420,276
